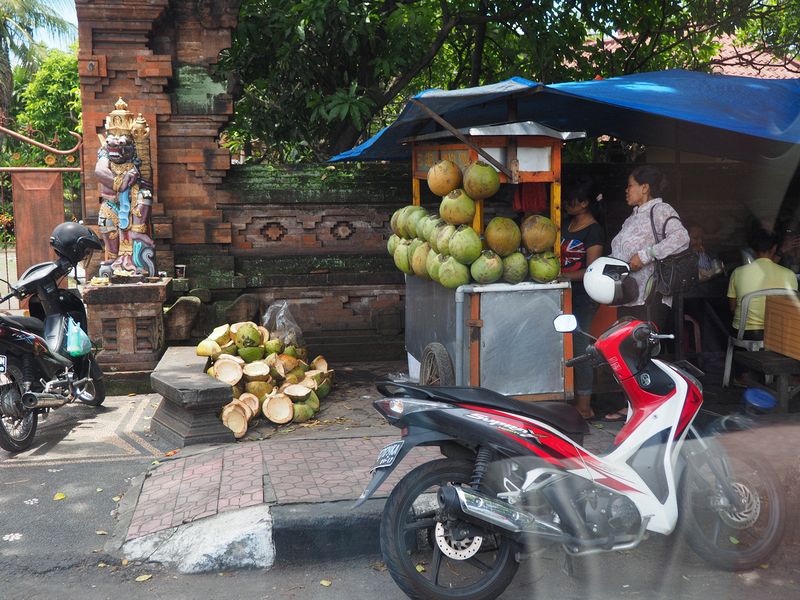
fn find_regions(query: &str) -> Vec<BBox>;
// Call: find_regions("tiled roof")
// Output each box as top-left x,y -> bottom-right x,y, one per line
598,34 -> 799,80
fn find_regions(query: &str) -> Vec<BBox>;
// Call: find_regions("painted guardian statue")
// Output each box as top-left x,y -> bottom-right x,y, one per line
95,98 -> 156,277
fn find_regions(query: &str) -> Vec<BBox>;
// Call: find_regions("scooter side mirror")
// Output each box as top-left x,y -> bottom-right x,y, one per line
553,314 -> 578,333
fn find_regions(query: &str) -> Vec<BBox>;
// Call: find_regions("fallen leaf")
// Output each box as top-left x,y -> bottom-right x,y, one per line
135,574 -> 152,582
415,564 -> 426,573
151,460 -> 160,466
164,450 -> 179,457
369,561 -> 387,572
96,488 -> 103,493
112,496 -> 121,502
729,536 -> 740,545
96,530 -> 108,536
320,580 -> 332,587
122,559 -> 129,567
98,562 -> 107,568
128,393 -> 136,396
53,492 -> 66,501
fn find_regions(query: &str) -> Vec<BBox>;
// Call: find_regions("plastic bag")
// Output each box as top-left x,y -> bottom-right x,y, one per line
66,317 -> 92,357
262,300 -> 305,348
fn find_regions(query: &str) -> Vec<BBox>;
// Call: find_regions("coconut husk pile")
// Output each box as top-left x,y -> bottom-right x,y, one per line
196,322 -> 334,438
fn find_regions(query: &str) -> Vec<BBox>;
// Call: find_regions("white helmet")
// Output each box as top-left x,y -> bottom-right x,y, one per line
583,257 -> 638,305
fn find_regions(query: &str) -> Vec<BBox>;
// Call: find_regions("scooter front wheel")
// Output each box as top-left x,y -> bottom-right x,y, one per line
680,447 -> 785,571
0,363 -> 38,453
381,459 -> 519,600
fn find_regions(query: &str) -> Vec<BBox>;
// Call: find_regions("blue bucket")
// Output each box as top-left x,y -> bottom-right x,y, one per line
743,387 -> 777,413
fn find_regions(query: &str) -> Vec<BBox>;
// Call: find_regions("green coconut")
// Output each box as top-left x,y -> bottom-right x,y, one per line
411,242 -> 431,279
449,225 -> 482,265
238,346 -> 266,363
422,216 -> 443,244
502,252 -> 529,284
426,249 -> 442,281
485,217 -> 522,257
394,206 -> 412,239
245,380 -> 274,399
235,323 -> 262,349
427,159 -> 463,196
390,207 -> 404,235
218,340 -> 237,356
521,214 -> 558,253
263,338 -> 283,355
438,255 -> 471,289
292,402 -> 315,423
393,239 -> 413,273
435,223 -> 457,256
406,208 -> 429,239
387,233 -> 400,257
529,251 -> 561,283
463,161 -> 501,200
440,189 -> 476,226
316,378 -> 332,399
470,250 -> 504,284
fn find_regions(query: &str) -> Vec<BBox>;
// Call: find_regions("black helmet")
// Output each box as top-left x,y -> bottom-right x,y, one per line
50,222 -> 104,265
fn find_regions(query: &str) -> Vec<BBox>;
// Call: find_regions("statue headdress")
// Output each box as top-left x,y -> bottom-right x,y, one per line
105,98 -> 135,136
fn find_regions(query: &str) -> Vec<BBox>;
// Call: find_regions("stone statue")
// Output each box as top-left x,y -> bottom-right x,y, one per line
95,98 -> 156,277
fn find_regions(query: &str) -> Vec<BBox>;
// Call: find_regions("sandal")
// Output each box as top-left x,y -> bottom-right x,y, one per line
602,410 -> 627,423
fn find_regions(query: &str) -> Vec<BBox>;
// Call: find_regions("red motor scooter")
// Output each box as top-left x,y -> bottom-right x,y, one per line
358,314 -> 786,600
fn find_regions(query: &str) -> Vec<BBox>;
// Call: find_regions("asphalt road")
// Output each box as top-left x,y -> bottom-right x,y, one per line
0,394 -> 170,574
0,543 -> 798,600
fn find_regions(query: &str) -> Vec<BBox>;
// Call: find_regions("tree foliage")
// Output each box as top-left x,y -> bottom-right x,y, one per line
220,0 -> 800,162
0,0 -> 76,118
1,47 -> 82,231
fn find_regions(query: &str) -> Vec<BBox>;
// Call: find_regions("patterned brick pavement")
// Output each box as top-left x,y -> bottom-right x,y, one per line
125,434 -> 440,542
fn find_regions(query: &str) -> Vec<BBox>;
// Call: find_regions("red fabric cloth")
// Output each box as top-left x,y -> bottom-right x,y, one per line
512,183 -> 547,213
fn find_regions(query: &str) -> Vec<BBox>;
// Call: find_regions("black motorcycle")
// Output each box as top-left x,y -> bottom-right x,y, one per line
0,222 -> 106,453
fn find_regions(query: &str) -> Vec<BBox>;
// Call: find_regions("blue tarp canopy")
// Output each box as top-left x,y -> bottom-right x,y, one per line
330,70 -> 800,163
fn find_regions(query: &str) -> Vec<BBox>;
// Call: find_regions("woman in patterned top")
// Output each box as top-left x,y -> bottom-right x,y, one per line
561,177 -> 605,419
605,166 -> 690,421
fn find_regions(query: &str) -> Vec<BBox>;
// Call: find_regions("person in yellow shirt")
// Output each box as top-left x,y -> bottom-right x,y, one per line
727,228 -> 798,340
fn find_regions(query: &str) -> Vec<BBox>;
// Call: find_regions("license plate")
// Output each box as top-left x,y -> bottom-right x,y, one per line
373,440 -> 404,470
0,355 -> 6,373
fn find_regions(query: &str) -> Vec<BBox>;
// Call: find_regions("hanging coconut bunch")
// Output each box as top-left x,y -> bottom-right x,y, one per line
197,323 -> 335,437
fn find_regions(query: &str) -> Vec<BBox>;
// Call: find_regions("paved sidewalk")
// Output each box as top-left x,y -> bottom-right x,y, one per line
111,358 -> 622,573
114,356 -> 800,574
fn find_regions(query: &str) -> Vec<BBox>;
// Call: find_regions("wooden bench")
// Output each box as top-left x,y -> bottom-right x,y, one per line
733,350 -> 800,412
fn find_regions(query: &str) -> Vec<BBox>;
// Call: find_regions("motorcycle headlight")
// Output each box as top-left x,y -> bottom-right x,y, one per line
374,397 -> 451,420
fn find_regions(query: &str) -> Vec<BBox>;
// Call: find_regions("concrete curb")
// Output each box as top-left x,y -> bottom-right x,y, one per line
271,498 -> 386,565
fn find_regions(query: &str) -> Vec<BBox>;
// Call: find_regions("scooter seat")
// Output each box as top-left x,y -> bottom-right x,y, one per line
376,381 -> 589,437
0,315 -> 45,336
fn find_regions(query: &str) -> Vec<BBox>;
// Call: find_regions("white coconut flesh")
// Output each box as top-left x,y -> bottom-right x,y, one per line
215,360 -> 243,386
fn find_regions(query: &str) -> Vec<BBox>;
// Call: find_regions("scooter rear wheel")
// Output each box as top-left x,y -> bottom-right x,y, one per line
381,458 -> 519,600
0,363 -> 38,453
77,355 -> 106,407
680,447 -> 785,571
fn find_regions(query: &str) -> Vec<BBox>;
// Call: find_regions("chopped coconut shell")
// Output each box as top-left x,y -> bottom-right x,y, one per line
264,393 -> 294,424
214,359 -> 243,386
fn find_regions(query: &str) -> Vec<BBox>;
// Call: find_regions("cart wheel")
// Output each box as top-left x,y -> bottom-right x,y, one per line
419,343 -> 454,386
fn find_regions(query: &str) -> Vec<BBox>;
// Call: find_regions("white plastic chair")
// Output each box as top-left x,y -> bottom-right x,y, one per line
722,288 -> 800,387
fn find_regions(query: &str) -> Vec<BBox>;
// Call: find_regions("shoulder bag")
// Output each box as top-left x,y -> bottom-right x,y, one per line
649,204 -> 698,295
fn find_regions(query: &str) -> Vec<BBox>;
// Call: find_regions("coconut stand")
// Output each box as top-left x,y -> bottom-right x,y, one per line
407,121 -> 585,400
